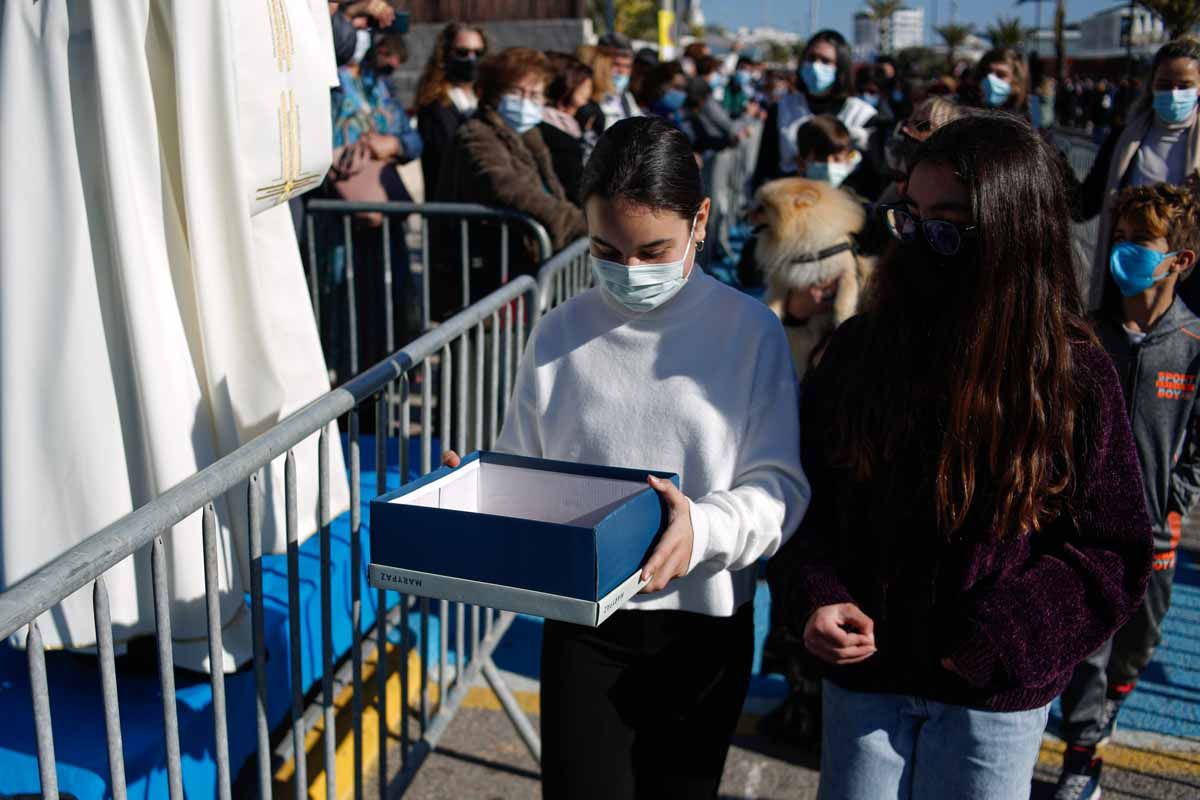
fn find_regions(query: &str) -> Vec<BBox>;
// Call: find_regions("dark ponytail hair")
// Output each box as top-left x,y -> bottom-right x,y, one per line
579,116 -> 704,220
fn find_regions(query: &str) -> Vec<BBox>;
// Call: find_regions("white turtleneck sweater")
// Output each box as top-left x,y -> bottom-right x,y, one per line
495,270 -> 809,617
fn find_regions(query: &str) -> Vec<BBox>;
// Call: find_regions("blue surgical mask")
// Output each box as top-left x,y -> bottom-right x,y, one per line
736,71 -> 754,89
983,73 -> 1012,107
658,87 -> 687,112
801,60 -> 837,95
1110,241 -> 1176,297
590,218 -> 698,312
1153,88 -> 1198,125
860,92 -> 880,108
891,87 -> 904,103
498,93 -> 543,134
708,73 -> 724,90
612,73 -> 631,94
805,151 -> 861,188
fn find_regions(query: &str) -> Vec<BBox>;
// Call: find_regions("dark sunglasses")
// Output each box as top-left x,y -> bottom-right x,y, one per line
452,47 -> 485,59
880,204 -> 978,257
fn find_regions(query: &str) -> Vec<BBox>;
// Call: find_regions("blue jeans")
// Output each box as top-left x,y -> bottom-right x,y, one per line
819,681 -> 1049,800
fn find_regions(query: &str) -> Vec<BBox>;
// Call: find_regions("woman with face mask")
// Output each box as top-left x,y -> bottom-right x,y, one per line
434,48 -> 586,310
443,116 -> 808,799
751,29 -> 877,189
769,112 -> 1154,800
963,48 -> 1029,115
415,22 -> 488,201
1074,38 -> 1200,311
587,33 -> 643,131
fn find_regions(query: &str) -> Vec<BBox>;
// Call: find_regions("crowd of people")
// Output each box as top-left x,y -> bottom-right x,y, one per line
316,6 -> 1200,799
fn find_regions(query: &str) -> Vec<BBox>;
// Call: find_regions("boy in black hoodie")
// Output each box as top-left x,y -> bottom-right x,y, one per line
1055,179 -> 1200,800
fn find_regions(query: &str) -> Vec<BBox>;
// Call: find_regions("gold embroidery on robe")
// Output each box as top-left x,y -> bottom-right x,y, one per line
267,0 -> 294,72
255,90 -> 321,205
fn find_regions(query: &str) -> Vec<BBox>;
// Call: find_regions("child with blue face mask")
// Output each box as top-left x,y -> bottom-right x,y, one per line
1069,38 -> 1200,310
1056,178 -> 1200,800
795,115 -> 861,191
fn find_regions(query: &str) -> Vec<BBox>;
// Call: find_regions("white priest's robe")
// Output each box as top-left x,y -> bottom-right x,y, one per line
0,0 -> 351,672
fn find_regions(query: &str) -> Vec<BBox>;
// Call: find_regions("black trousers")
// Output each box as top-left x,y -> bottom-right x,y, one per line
540,604 -> 754,800
1060,560 -> 1176,747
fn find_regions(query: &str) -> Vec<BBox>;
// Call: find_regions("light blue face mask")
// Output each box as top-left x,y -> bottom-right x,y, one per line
801,60 -> 837,95
1110,241 -> 1176,297
805,151 -> 861,188
860,92 -> 880,108
1153,88 -> 1199,125
590,218 -> 697,312
497,94 -> 543,134
735,71 -> 754,90
612,72 -> 631,94
983,73 -> 1012,107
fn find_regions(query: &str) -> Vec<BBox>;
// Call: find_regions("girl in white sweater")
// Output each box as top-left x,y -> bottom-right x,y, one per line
444,115 -> 808,798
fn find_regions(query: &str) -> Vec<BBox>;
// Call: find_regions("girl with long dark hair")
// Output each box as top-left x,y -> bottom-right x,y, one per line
770,113 -> 1154,799
444,116 -> 808,798
752,29 -> 878,188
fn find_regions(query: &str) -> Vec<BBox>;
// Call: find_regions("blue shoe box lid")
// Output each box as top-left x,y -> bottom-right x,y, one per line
368,452 -> 677,625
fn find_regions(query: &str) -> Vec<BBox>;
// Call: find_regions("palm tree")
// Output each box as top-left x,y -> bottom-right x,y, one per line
937,23 -> 974,69
1138,0 -> 1200,39
986,16 -> 1032,50
866,0 -> 905,55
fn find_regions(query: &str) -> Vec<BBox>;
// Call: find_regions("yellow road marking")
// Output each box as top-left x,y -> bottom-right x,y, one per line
273,647 -> 441,800
1037,736 -> 1200,778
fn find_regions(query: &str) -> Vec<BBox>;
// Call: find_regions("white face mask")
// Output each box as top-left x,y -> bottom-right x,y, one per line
590,217 -> 698,313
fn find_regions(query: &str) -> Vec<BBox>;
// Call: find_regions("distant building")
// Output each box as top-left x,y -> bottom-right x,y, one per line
1078,4 -> 1168,57
854,6 -> 924,60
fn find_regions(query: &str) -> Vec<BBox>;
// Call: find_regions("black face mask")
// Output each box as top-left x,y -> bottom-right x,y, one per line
898,237 -> 978,312
446,56 -> 478,83
374,63 -> 395,77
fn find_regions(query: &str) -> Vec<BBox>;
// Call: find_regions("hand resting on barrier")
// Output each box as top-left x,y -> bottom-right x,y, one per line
439,451 -> 694,594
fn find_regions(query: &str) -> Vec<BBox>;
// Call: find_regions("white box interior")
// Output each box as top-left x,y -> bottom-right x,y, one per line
391,460 -> 649,527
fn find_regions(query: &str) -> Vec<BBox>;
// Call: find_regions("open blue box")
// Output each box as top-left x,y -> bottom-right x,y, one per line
368,452 -> 677,626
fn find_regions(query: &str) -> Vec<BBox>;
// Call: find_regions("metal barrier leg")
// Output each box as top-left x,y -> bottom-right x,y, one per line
94,578 -> 128,800
285,452 -> 308,799
319,430 -> 336,800
349,409 -> 364,800
151,535 -> 185,800
27,623 -> 59,800
481,658 -> 541,762
201,505 -> 233,800
248,475 -> 271,799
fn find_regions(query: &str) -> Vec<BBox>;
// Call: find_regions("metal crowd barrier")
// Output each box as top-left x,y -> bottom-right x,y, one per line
536,237 -> 592,314
303,200 -> 552,380
0,274 -> 542,800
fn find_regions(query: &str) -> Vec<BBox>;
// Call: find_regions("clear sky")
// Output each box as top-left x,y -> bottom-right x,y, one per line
701,0 -> 1123,43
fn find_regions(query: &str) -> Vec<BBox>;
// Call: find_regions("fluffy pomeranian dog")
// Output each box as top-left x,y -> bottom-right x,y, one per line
749,177 -> 874,375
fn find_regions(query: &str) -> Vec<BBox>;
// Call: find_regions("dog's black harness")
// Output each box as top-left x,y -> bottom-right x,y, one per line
790,240 -> 856,263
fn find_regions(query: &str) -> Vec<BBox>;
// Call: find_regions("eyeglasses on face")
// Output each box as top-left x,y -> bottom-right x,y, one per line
879,204 -> 978,257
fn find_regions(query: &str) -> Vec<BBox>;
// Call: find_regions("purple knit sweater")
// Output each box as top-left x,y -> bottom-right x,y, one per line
770,325 -> 1154,712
